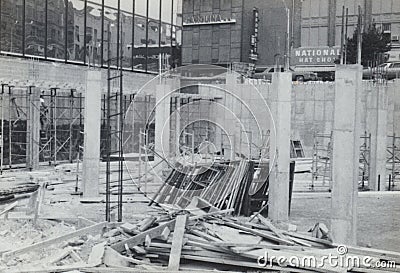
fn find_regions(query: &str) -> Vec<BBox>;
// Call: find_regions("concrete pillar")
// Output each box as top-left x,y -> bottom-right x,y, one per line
82,70 -> 102,198
269,72 -> 292,222
155,83 -> 171,161
367,85 -> 388,191
331,65 -> 362,245
26,87 -> 40,171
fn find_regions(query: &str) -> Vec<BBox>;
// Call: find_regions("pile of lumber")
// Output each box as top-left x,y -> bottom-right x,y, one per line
0,181 -> 39,204
2,209 -> 399,272
152,160 -> 257,215
107,212 -> 400,272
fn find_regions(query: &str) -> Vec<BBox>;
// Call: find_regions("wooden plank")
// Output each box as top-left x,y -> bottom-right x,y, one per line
168,214 -> 187,271
333,243 -> 400,259
283,231 -> 334,247
207,241 -> 308,251
111,219 -> 176,252
5,262 -> 89,273
104,246 -> 155,267
87,242 -> 106,266
2,222 -> 107,259
138,216 -> 157,232
180,254 -> 315,273
78,216 -> 97,227
0,201 -> 18,216
189,229 -> 224,242
223,221 -> 295,245
188,208 -> 234,221
257,215 -> 294,243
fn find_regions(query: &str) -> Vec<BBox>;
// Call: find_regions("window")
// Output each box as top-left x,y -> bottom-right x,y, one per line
75,26 -> 80,42
392,63 -> 400,68
383,23 -> 391,33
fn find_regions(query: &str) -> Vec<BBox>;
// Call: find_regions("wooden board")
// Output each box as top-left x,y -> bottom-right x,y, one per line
2,222 -> 107,259
111,219 -> 176,253
168,215 -> 188,270
0,201 -> 18,216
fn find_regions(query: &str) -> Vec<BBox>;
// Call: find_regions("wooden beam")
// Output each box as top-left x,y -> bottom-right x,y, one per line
188,208 -> 234,221
104,246 -> 156,267
111,219 -> 176,253
2,222 -> 107,259
223,221 -> 295,245
180,254 -> 313,273
257,215 -> 293,242
0,201 -> 18,216
168,215 -> 187,270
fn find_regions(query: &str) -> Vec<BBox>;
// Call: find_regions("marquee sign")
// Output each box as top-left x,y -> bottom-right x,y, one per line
249,8 -> 259,61
183,14 -> 236,26
291,47 -> 341,66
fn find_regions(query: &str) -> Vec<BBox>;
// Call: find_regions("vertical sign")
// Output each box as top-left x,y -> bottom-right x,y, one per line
249,8 -> 259,61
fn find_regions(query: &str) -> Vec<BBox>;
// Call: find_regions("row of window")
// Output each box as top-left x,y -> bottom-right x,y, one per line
0,0 -> 182,72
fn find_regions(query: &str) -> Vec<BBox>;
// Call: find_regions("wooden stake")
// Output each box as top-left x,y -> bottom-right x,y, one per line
168,214 -> 187,270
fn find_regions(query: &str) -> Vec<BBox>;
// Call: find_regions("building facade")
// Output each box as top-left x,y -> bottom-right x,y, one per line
181,0 -> 297,66
182,0 -> 400,66
0,0 -> 183,72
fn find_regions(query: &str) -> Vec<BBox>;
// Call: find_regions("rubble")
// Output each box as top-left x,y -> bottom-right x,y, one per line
0,206 -> 399,273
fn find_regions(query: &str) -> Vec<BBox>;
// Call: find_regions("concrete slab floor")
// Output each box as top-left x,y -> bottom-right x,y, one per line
290,192 -> 400,252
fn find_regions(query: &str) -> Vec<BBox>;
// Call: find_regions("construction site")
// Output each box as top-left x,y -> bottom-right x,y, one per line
1,0 -> 400,269
0,53 -> 399,272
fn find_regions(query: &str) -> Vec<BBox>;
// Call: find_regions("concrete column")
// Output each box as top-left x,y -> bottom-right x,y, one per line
269,72 -> 292,222
155,83 -> 171,161
82,70 -> 102,198
26,87 -> 40,170
367,85 -> 388,191
331,65 -> 362,245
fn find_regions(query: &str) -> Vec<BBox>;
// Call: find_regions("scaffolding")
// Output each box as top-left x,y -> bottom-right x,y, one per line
311,132 -> 333,191
169,95 -> 216,159
359,132 -> 371,189
39,89 -> 84,165
0,85 -> 84,171
387,134 -> 400,190
311,131 -> 371,191
0,85 -> 30,169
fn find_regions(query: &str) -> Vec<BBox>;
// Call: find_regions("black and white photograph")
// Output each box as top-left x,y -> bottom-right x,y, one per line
0,0 -> 399,272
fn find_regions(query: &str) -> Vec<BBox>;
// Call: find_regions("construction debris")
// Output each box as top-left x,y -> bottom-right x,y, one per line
152,160 -> 274,215
1,207 -> 399,273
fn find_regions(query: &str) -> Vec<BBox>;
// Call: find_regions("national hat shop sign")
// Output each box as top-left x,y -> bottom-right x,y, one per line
291,47 -> 340,65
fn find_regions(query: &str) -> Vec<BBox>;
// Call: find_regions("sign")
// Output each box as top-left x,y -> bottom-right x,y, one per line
183,14 -> 236,26
291,47 -> 340,66
249,8 -> 259,61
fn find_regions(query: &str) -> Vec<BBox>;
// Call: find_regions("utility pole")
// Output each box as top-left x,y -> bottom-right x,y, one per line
357,5 -> 363,65
285,7 -> 290,70
340,6 -> 345,64
344,8 -> 349,64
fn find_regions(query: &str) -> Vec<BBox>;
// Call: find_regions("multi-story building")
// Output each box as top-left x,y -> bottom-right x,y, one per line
300,0 -> 400,61
0,0 -> 183,72
181,0 -> 297,66
181,0 -> 400,67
